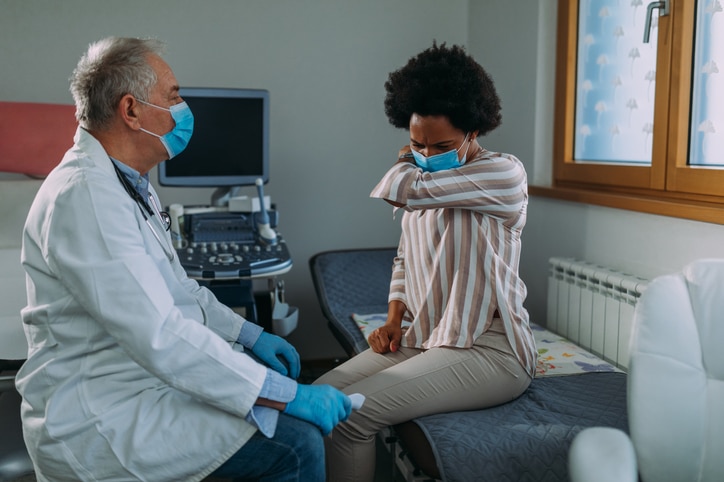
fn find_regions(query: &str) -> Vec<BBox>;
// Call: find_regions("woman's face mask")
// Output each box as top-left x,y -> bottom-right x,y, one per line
138,99 -> 194,159
411,132 -> 470,172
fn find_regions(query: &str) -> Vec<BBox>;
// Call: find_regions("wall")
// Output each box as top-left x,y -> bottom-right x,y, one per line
467,0 -> 724,325
1,0 -> 468,360
5,0 -> 723,360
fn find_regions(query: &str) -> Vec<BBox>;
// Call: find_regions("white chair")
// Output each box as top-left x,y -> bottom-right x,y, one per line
569,258 -> 724,482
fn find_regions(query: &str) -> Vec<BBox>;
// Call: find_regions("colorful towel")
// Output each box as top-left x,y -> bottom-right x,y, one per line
351,313 -> 622,377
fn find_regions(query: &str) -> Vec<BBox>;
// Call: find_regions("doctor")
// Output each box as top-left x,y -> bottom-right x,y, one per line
17,36 -> 350,482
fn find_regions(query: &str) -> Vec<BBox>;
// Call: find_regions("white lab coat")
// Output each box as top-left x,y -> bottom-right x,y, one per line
16,127 -> 268,481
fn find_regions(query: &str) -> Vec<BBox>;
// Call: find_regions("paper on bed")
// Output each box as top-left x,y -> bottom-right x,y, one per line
351,313 -> 622,377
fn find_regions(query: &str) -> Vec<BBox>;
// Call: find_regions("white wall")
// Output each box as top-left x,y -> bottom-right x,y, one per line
1,0 -> 468,360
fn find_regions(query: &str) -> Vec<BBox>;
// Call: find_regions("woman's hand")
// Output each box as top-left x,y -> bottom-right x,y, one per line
369,300 -> 406,353
368,323 -> 402,354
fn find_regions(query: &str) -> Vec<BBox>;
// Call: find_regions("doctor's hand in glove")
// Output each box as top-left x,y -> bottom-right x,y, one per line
284,384 -> 352,435
251,331 -> 301,379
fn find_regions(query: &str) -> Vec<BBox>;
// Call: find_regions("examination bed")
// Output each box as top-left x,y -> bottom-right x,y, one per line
309,248 -> 628,481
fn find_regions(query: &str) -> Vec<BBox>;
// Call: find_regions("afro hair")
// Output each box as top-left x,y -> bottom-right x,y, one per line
384,42 -> 502,136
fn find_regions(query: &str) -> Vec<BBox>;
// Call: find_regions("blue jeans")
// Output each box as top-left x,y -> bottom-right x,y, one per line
210,413 -> 324,481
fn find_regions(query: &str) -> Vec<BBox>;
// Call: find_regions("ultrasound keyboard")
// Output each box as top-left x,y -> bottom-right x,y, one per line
176,211 -> 292,279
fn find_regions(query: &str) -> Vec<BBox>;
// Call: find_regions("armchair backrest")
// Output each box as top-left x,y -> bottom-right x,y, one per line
0,101 -> 77,176
628,258 -> 724,481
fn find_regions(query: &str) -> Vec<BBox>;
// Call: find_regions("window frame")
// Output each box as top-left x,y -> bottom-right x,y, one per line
538,0 -> 724,225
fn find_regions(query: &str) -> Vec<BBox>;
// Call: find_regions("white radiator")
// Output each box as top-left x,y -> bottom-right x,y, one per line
546,257 -> 649,370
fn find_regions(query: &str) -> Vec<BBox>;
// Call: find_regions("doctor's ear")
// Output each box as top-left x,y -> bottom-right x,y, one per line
119,94 -> 141,128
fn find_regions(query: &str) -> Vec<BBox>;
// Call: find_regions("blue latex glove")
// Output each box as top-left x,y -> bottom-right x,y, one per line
284,384 -> 352,435
251,331 -> 301,379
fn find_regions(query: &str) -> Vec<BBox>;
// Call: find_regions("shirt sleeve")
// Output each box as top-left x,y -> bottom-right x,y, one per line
237,320 -> 263,348
370,154 -> 528,222
245,370 -> 298,438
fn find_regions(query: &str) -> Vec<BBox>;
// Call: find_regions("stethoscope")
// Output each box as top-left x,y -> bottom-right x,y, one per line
112,161 -> 175,262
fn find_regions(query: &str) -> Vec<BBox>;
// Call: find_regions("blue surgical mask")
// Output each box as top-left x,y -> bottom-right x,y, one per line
411,133 -> 470,172
138,99 -> 194,159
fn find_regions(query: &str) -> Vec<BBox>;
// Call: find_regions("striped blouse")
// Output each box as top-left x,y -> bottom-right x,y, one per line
370,150 -> 537,376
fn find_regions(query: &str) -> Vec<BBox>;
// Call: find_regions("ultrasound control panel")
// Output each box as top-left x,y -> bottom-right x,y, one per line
176,211 -> 292,279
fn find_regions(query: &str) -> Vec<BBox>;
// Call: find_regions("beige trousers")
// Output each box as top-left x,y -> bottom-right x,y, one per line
314,318 -> 532,482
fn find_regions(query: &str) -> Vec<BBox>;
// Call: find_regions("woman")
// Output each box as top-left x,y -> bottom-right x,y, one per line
315,43 -> 537,481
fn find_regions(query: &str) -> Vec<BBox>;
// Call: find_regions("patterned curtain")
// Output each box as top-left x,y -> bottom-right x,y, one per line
690,0 -> 723,166
573,0 -> 658,164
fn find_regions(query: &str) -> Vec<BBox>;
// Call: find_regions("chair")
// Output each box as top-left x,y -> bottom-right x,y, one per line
0,248 -> 35,481
0,366 -> 33,481
569,258 -> 724,482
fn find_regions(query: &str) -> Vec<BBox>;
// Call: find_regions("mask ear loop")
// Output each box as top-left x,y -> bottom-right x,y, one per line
457,132 -> 471,164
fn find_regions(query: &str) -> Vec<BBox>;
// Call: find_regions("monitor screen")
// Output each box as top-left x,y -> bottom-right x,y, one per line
158,87 -> 269,188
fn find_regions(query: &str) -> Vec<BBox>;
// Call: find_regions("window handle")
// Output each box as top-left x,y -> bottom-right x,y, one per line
643,0 -> 670,43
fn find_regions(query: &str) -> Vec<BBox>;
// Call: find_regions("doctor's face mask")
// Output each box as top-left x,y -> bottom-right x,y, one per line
138,99 -> 194,159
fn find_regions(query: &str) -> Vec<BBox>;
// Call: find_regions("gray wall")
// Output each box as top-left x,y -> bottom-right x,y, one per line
1,0 -> 467,360
3,0 -> 724,360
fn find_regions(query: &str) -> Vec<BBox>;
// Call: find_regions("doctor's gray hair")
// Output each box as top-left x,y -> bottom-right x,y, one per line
70,37 -> 165,131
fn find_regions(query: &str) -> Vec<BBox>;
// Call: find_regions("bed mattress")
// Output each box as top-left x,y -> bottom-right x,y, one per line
411,372 -> 627,481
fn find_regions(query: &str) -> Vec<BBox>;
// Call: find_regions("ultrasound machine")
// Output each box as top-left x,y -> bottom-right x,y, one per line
158,87 -> 297,335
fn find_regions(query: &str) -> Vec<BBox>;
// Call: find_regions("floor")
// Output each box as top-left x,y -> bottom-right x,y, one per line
7,359 -> 403,482
298,357 -> 348,383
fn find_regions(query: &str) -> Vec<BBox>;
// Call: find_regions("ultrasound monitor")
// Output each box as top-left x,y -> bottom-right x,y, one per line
158,87 -> 269,195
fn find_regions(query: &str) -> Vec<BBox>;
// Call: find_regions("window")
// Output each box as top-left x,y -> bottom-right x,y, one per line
545,0 -> 724,223
690,1 -> 724,167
